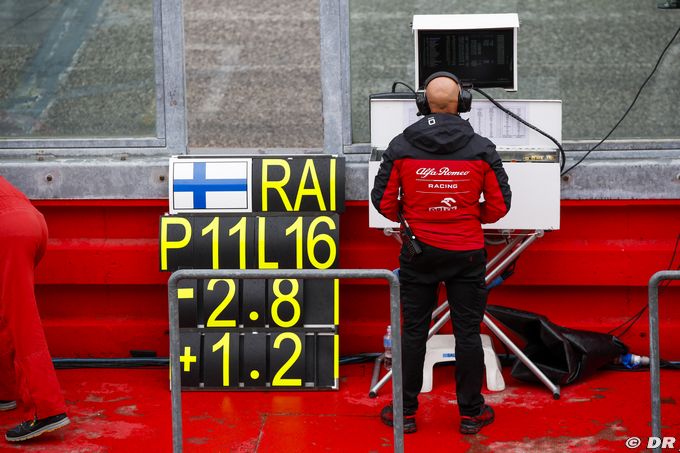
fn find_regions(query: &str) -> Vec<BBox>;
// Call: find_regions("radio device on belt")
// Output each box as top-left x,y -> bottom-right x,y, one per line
397,211 -> 422,256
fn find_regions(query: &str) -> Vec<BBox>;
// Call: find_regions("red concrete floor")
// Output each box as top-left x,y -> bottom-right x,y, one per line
0,364 -> 678,452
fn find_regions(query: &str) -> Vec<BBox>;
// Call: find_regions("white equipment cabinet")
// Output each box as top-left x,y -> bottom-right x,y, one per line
367,95 -> 562,231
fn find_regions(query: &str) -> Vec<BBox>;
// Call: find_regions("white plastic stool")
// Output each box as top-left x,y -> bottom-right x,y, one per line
420,334 -> 505,393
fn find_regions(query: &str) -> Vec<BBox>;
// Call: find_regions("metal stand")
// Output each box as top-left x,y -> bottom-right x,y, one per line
369,229 -> 561,399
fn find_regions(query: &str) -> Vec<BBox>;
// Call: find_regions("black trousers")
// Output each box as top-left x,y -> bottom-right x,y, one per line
398,241 -> 488,417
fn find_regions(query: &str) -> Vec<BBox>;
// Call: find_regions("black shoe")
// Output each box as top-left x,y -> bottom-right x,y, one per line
5,413 -> 70,442
380,404 -> 417,434
0,401 -> 16,411
460,405 -> 494,435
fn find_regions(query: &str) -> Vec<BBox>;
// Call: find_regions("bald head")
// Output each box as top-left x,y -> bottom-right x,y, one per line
426,76 -> 460,114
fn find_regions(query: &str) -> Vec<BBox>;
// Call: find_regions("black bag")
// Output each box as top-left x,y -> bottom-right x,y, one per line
486,305 -> 627,385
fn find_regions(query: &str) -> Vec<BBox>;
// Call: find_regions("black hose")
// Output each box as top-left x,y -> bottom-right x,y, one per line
52,355 -> 383,369
52,355 -> 680,370
53,358 -> 168,369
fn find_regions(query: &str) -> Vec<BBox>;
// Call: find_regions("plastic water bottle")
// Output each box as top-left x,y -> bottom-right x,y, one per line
383,325 -> 392,370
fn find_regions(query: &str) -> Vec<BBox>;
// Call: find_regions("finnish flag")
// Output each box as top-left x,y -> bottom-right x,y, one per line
170,158 -> 252,213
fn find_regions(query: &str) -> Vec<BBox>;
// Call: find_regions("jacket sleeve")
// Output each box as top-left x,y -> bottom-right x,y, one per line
370,146 -> 401,222
480,143 -> 512,224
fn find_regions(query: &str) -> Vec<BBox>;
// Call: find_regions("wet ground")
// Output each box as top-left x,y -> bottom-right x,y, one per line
0,363 -> 677,452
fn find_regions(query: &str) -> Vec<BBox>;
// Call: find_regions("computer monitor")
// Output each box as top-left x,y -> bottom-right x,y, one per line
413,14 -> 519,91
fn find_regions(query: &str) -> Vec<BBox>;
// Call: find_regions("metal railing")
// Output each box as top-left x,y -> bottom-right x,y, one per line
168,268 -> 404,453
648,270 -> 680,452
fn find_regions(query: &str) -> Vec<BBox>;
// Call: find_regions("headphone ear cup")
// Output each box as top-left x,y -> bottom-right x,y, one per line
458,89 -> 472,113
415,92 -> 430,116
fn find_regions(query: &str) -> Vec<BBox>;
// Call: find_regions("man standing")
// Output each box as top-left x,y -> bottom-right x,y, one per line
0,176 -> 70,442
371,73 -> 511,434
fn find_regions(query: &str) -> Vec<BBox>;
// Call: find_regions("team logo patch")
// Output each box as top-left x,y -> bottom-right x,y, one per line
429,197 -> 458,213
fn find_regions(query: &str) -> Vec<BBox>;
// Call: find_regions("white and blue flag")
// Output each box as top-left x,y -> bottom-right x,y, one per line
169,158 -> 252,213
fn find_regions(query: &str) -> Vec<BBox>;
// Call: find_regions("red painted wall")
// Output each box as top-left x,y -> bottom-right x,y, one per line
33,199 -> 680,361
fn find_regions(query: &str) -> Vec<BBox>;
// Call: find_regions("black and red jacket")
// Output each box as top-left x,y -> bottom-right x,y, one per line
371,113 -> 511,251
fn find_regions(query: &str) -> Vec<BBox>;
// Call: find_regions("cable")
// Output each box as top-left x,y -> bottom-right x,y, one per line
392,80 -> 567,170
660,359 -> 680,370
391,25 -> 680,175
607,304 -> 647,337
391,81 -> 416,95
474,87 -> 567,171
606,359 -> 680,371
53,357 -> 168,369
339,353 -> 380,365
561,24 -> 680,175
54,354 -> 680,373
607,232 -> 680,337
0,2 -> 53,36
661,233 -> 680,288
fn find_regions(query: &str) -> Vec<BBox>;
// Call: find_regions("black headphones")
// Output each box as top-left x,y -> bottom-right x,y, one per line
415,71 -> 472,115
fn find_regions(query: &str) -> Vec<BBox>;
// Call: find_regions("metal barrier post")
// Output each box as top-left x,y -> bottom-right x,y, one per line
168,275 -> 182,453
648,270 -> 680,452
168,268 -> 403,453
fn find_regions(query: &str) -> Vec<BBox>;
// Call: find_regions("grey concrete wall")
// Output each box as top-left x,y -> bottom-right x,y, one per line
184,0 -> 323,148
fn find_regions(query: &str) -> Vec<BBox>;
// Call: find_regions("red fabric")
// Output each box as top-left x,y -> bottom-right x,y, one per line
0,176 -> 66,419
376,163 -> 402,222
379,158 -> 507,251
479,161 -> 509,225
372,114 -> 511,252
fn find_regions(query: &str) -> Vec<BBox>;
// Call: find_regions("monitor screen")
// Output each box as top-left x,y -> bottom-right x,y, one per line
418,28 -> 515,89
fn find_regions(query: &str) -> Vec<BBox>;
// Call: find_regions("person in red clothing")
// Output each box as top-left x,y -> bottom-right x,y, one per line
371,73 -> 511,435
0,176 -> 69,442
